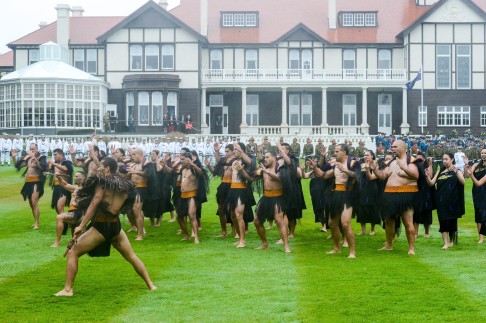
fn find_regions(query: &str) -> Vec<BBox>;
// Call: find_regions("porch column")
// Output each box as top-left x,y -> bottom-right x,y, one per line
361,87 -> 370,134
320,86 -> 329,135
200,87 -> 209,134
400,87 -> 410,134
281,86 -> 288,126
240,86 -> 248,133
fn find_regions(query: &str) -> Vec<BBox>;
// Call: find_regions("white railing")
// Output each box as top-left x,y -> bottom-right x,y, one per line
202,68 -> 407,83
242,125 -> 361,136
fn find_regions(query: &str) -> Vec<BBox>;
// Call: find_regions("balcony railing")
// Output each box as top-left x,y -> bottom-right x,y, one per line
242,125 -> 364,136
202,68 -> 407,84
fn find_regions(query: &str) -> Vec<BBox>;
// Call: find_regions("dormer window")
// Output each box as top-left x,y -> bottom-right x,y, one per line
340,12 -> 377,27
221,12 -> 259,27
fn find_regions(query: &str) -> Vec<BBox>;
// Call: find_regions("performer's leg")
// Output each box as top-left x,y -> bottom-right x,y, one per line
55,227 -> 105,296
177,215 -> 190,240
112,230 -> 157,291
327,216 -> 341,254
401,209 -> 415,255
234,198 -> 246,248
56,195 -> 67,215
253,216 -> 268,249
380,218 -> 395,250
477,223 -> 484,243
188,198 -> 199,244
133,199 -> 145,241
274,211 -> 291,253
51,212 -> 74,247
288,218 -> 296,238
341,206 -> 355,258
28,185 -> 40,229
217,204 -> 227,237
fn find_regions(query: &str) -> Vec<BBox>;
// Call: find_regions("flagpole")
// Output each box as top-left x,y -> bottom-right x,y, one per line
420,66 -> 424,134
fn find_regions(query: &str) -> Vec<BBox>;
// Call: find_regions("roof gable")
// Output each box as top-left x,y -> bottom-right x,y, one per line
273,24 -> 330,44
97,1 -> 207,44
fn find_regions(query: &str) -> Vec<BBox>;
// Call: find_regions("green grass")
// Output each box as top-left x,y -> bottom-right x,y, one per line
1,165 -> 486,322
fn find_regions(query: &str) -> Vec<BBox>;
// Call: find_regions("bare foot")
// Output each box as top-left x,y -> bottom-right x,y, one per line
275,239 -> 283,245
154,223 -> 161,227
448,242 -> 454,248
194,239 -> 200,244
424,234 -> 430,238
216,233 -> 227,238
54,289 -> 73,297
256,243 -> 269,250
135,236 -> 144,241
370,231 -> 375,236
358,232 -> 366,235
127,226 -> 137,232
181,237 -> 190,241
234,234 -> 240,239
478,240 -> 484,244
266,226 -> 273,230
168,219 -> 175,223
148,284 -> 158,291
320,228 -> 327,232
326,249 -> 341,254
342,242 -> 349,248
442,245 -> 448,250
289,234 -> 294,239
285,246 -> 292,253
408,250 -> 416,255
236,241 -> 246,248
379,244 -> 393,251
32,224 -> 39,230
347,254 -> 356,259
50,242 -> 60,248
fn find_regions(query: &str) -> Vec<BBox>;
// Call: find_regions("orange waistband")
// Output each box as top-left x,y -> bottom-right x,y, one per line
231,182 -> 247,189
176,180 -> 181,187
384,185 -> 419,193
136,182 -> 148,188
264,189 -> 283,197
53,179 -> 60,186
222,176 -> 232,183
334,184 -> 349,192
181,190 -> 198,198
68,206 -> 78,211
26,177 -> 40,183
95,212 -> 119,222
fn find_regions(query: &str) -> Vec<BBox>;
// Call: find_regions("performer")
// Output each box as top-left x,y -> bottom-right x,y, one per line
1,133 -> 12,166
465,148 -> 486,243
12,134 -> 24,164
309,144 -> 360,258
240,151 -> 291,253
51,171 -> 87,248
70,145 -> 102,177
48,149 -> 74,215
54,157 -> 157,296
370,140 -> 418,255
412,153 -> 435,238
177,152 -> 205,243
358,150 -> 381,235
426,153 -> 465,249
12,143 -> 48,229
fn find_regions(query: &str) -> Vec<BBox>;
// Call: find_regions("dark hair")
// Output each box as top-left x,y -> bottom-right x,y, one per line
337,144 -> 349,155
101,157 -> 118,174
53,148 -> 63,155
76,170 -> 87,178
183,152 -> 193,159
365,149 -> 376,160
181,147 -> 190,153
226,144 -> 234,151
281,143 -> 290,150
152,149 -> 160,156
238,142 -> 246,152
265,150 -> 277,158
116,148 -> 125,156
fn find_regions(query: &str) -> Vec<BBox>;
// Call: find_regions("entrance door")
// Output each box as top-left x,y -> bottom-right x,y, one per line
378,94 -> 392,135
210,106 -> 223,134
222,106 -> 228,135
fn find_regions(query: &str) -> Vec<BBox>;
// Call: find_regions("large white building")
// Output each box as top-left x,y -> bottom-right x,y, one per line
1,0 -> 486,136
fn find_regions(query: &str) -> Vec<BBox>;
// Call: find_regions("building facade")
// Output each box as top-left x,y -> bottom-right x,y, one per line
1,0 -> 486,136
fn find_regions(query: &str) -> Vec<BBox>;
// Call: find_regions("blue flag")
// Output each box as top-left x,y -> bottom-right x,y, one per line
406,69 -> 422,90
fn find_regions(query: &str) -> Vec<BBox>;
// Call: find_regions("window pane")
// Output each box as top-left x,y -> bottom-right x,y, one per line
343,49 -> 355,69
161,44 -> 174,69
234,13 -> 245,26
210,50 -> 222,69
139,92 -> 149,125
152,92 -> 163,125
436,45 -> 450,89
457,45 -> 470,89
145,45 -> 159,70
245,50 -> 257,69
222,14 -> 233,26
378,50 -> 391,69
246,13 -> 257,26
74,49 -> 84,70
130,45 -> 142,70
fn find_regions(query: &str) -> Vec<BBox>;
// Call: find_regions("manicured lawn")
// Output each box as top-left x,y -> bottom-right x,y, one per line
0,165 -> 485,322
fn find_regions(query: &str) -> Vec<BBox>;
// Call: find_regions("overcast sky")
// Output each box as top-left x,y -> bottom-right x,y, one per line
0,0 -> 179,54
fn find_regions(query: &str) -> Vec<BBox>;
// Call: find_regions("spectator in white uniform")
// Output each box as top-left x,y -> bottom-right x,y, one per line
0,133 -> 12,166
63,138 -> 75,162
12,134 -> 24,163
37,135 -> 49,157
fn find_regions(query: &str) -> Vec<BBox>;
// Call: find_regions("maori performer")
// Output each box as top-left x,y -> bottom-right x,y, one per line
465,149 -> 486,243
177,152 -> 206,244
48,148 -> 74,215
223,143 -> 255,248
70,144 -> 102,177
12,143 -> 48,229
51,171 -> 87,247
370,140 -> 419,255
55,157 -> 157,296
426,153 -> 465,249
309,144 -> 360,258
358,150 -> 381,235
412,153 -> 435,238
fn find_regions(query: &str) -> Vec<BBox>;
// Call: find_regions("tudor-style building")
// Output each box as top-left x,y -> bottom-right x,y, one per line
1,0 -> 486,136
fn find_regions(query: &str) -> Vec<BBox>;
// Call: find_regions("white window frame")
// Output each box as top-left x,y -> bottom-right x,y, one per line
418,106 -> 427,127
210,50 -> 223,69
354,13 -> 364,26
138,92 -> 149,126
365,13 -> 376,26
437,106 -> 470,127
130,45 -> 143,71
246,13 -> 257,26
246,94 -> 259,126
234,13 -> 245,26
222,13 -> 233,26
245,49 -> 258,69
343,94 -> 357,126
481,106 -> 486,127
289,94 -> 300,126
86,49 -> 97,74
342,13 -> 353,26
145,44 -> 159,71
126,92 -> 134,126
301,93 -> 312,126
436,45 -> 451,89
167,92 -> 178,120
456,45 -> 471,89
29,49 -> 40,65
152,92 -> 163,126
162,44 -> 174,70
378,49 -> 391,69
74,49 -> 85,71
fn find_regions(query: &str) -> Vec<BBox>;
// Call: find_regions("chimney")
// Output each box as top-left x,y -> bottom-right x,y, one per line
158,0 -> 168,10
200,0 -> 208,36
328,0 -> 336,29
39,21 -> 48,28
71,6 -> 84,17
55,4 -> 71,51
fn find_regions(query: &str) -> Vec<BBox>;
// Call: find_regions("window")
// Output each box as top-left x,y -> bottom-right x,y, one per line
126,92 -> 134,126
246,94 -> 259,126
288,93 -> 312,126
437,106 -> 469,126
161,44 -> 174,70
343,94 -> 357,126
289,49 -> 300,70
436,45 -> 451,89
34,100 -> 44,126
83,102 -> 91,127
245,50 -> 258,69
138,92 -> 149,126
75,102 -> 82,127
152,92 -> 163,125
340,12 -> 377,27
67,102 -> 74,127
481,107 -> 486,126
418,106 -> 427,127
288,49 -> 312,72
74,49 -> 84,71
210,50 -> 222,69
73,49 -> 97,74
29,49 -> 39,65
221,12 -> 258,27
145,45 -> 159,71
378,50 -> 391,69
456,45 -> 471,89
130,45 -> 143,71
34,84 -> 44,98
209,94 -> 223,106
57,101 -> 66,127
167,92 -> 178,119
24,101 -> 33,126
343,49 -> 356,69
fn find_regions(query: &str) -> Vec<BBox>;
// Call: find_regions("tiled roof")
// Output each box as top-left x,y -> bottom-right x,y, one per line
0,50 -> 13,67
8,17 -> 124,47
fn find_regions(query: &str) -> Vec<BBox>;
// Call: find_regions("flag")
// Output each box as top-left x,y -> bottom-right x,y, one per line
406,68 -> 422,90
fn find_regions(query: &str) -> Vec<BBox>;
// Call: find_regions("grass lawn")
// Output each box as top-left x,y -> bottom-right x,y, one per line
0,165 -> 485,322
